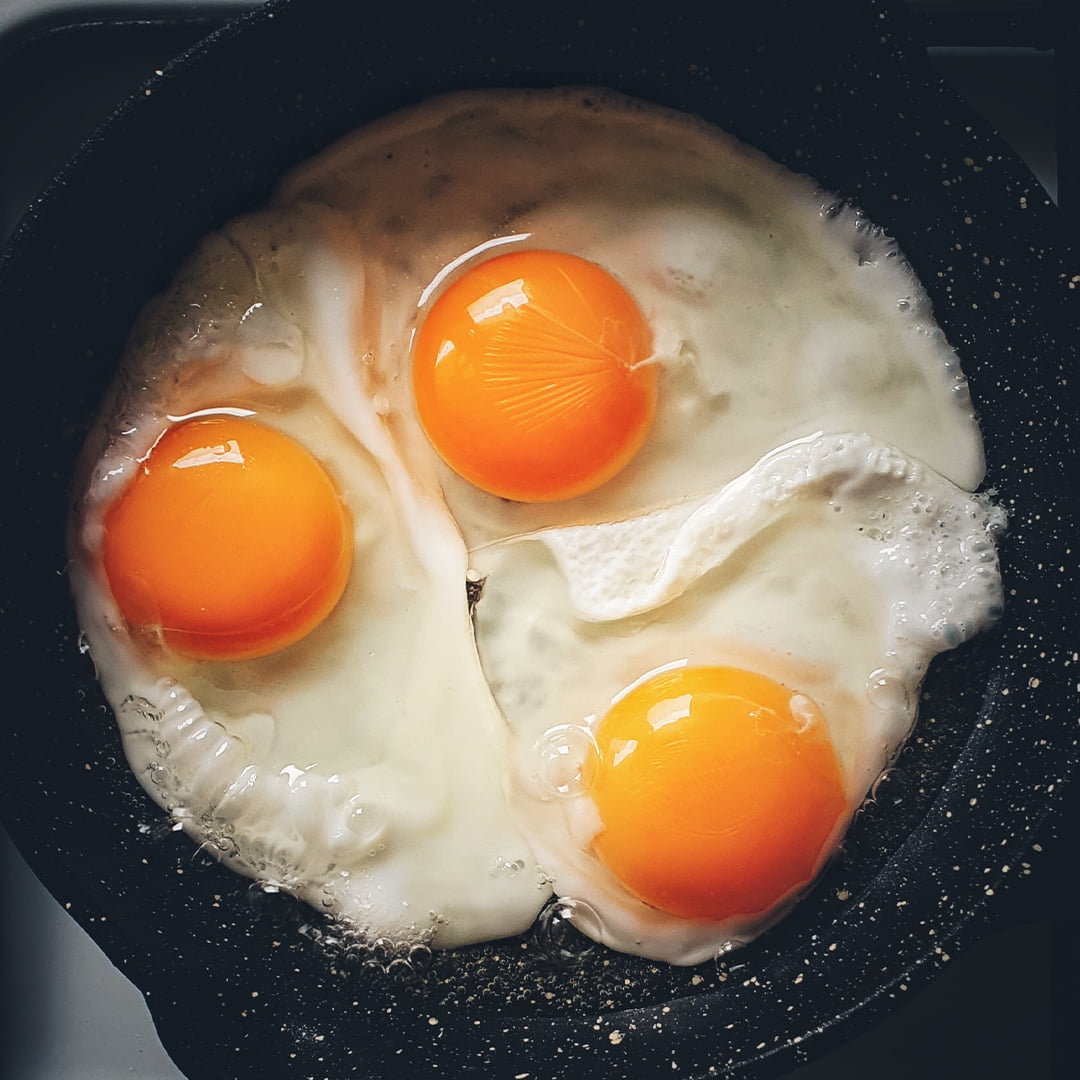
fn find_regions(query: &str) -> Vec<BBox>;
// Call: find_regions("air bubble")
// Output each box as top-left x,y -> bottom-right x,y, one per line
866,669 -> 911,713
535,725 -> 598,798
870,766 -> 911,807
385,957 -> 414,981
408,943 -> 433,972
712,939 -> 744,973
213,833 -> 238,858
369,937 -> 395,964
345,797 -> 387,846
534,897 -> 601,964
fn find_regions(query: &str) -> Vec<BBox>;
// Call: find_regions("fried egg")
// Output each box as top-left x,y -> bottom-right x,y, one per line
68,87 -> 1001,961
471,432 -> 1004,963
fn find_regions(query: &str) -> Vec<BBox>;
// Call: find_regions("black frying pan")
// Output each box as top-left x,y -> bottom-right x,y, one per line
1,1 -> 1077,1077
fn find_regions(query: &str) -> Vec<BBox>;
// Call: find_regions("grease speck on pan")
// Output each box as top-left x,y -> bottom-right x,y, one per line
1,1 -> 1076,1078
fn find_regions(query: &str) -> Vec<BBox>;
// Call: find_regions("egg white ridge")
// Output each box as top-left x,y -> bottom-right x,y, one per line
529,431 -> 1004,635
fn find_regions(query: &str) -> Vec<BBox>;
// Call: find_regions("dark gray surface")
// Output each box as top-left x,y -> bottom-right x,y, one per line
0,8 -> 1065,1080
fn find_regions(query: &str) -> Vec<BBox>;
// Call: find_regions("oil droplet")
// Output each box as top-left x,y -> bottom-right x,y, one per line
369,937 -> 395,964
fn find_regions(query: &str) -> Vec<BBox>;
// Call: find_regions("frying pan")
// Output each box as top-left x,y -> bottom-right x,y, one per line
1,0 -> 1077,1076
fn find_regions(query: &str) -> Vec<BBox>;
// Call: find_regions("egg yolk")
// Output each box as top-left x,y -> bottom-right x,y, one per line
103,416 -> 353,661
590,665 -> 847,922
412,249 -> 658,503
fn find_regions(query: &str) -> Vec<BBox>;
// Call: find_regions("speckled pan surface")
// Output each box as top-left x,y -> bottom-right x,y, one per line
0,0 -> 1076,1077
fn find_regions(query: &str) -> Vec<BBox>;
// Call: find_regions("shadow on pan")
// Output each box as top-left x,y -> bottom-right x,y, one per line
0,1 -> 1077,1077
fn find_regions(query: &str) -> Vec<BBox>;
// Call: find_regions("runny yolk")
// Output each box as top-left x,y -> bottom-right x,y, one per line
411,249 -> 658,503
103,416 -> 353,661
590,665 -> 847,922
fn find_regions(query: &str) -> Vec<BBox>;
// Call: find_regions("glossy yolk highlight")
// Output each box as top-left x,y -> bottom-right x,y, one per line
103,416 -> 353,661
590,665 -> 847,922
412,249 -> 658,503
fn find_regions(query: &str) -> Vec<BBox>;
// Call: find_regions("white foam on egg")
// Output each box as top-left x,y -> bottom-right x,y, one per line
470,433 -> 1003,964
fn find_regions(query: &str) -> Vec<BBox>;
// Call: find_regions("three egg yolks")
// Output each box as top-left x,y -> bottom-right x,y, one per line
590,665 -> 847,922
103,416 -> 352,661
412,249 -> 658,503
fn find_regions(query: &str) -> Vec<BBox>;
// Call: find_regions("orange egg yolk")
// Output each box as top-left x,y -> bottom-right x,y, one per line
590,665 -> 847,922
412,249 -> 658,503
103,416 -> 353,661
